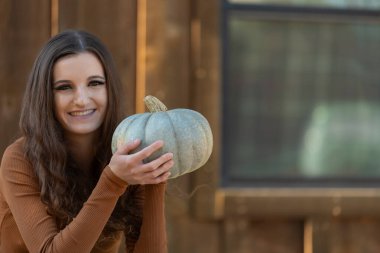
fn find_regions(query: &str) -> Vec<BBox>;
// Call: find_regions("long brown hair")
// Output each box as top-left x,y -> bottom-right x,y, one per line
19,30 -> 141,241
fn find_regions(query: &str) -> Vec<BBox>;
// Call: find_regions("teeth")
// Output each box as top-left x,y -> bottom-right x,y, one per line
70,109 -> 94,116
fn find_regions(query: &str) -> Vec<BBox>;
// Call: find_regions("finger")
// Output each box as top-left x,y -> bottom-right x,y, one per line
151,160 -> 174,178
147,153 -> 174,173
152,171 -> 171,184
115,139 -> 141,155
133,140 -> 164,161
139,152 -> 173,174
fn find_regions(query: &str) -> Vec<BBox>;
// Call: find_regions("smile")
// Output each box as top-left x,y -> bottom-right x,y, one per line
69,109 -> 96,116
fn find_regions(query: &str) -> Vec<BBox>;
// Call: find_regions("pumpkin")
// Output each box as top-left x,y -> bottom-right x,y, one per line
111,95 -> 213,179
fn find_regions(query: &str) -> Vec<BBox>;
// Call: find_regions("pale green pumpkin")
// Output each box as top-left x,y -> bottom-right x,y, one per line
111,95 -> 213,179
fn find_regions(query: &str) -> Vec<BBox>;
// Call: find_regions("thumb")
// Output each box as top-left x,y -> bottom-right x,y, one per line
115,139 -> 141,155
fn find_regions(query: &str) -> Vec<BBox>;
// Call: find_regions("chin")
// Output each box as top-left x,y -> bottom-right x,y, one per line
67,127 -> 102,136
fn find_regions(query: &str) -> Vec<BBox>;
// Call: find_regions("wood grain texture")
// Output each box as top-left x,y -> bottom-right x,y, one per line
143,0 -> 191,109
224,219 -> 303,253
0,0 -> 51,155
191,0 -> 222,220
311,218 -> 380,253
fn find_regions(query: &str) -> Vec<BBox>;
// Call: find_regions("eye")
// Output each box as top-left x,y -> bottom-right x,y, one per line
54,84 -> 72,91
89,80 -> 105,87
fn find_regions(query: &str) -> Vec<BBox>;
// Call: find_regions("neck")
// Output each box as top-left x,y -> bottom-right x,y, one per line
65,133 -> 98,172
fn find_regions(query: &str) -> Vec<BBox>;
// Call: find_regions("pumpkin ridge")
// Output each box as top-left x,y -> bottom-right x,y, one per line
164,111 -> 181,177
187,110 -> 212,168
143,113 -> 155,163
112,114 -> 141,153
193,111 -> 213,165
178,110 -> 198,172
128,113 -> 151,153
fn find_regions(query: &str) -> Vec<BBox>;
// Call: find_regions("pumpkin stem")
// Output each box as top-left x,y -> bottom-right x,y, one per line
144,95 -> 168,112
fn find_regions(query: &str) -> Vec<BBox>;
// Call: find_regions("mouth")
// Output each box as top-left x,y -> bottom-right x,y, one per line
69,109 -> 96,117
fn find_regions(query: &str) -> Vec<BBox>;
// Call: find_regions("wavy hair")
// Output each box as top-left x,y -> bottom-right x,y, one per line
19,30 -> 142,242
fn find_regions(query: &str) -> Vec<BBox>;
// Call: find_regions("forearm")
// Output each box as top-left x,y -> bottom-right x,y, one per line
40,167 -> 128,252
133,183 -> 167,253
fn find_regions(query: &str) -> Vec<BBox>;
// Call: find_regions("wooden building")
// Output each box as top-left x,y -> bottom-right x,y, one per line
2,0 -> 380,252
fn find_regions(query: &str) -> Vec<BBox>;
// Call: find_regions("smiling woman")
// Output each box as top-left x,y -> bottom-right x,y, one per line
0,30 -> 172,252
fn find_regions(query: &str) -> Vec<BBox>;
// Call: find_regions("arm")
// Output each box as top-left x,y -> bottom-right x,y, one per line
111,140 -> 170,253
110,139 -> 172,253
133,183 -> 167,253
0,143 -> 127,253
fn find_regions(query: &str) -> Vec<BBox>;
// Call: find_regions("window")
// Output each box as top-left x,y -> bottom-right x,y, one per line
222,0 -> 380,187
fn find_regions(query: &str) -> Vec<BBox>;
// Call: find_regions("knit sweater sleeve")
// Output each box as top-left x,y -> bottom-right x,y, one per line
132,183 -> 167,253
0,140 -> 128,253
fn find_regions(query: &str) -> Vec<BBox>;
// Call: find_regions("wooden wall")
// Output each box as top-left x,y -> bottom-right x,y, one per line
0,0 -> 50,153
0,0 -> 220,252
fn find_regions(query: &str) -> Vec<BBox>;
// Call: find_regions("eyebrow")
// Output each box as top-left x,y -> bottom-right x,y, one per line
53,75 -> 106,86
53,80 -> 71,86
88,75 -> 106,80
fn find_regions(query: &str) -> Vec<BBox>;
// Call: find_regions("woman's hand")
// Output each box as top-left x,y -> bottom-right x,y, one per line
108,139 -> 173,185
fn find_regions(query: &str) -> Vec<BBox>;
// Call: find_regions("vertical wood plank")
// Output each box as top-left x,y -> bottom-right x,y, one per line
310,218 -> 380,253
166,210 -> 221,253
309,219 -> 331,253
58,0 -> 137,116
190,0 -> 222,219
135,0 -> 147,113
0,0 -> 51,155
225,219 -> 303,253
143,0 -> 191,109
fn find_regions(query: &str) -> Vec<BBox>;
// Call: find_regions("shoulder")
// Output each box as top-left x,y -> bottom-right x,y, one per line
1,138 -> 28,165
0,137 -> 34,180
5,137 -> 25,151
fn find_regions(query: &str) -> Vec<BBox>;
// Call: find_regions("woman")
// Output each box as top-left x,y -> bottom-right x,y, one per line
0,30 -> 173,252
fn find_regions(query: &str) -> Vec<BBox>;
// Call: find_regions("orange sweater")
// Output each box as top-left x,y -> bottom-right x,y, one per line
0,139 -> 167,253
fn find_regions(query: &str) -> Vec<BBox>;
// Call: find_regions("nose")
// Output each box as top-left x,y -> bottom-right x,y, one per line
73,86 -> 89,107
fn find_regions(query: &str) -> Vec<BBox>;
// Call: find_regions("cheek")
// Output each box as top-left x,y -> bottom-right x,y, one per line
98,89 -> 108,109
53,95 -> 67,117
102,94 -> 108,109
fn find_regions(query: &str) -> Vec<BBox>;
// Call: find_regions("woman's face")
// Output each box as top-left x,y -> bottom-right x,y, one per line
52,52 -> 108,138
